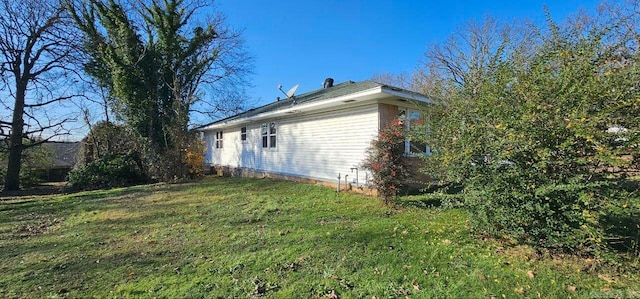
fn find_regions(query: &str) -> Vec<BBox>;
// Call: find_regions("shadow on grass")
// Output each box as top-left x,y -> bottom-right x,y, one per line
602,211 -> 640,255
399,197 -> 443,209
397,182 -> 464,209
0,187 -> 157,225
0,182 -> 66,198
599,177 -> 640,255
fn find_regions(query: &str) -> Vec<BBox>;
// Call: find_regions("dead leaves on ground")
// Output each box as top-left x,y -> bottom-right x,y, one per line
526,270 -> 535,279
14,213 -> 64,237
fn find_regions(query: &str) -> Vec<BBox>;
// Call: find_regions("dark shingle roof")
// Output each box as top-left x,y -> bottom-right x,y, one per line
43,142 -> 80,168
200,80 -> 383,128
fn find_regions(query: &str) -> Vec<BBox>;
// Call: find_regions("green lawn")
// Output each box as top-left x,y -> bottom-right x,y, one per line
0,177 -> 638,298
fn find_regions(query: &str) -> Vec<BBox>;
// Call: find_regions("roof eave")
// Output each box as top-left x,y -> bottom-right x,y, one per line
197,86 -> 434,131
198,86 -> 386,131
380,86 -> 434,104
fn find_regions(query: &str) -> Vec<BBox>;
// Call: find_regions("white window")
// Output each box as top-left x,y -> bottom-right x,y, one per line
214,131 -> 223,149
398,108 -> 430,155
261,122 -> 276,148
240,127 -> 247,142
204,135 -> 213,164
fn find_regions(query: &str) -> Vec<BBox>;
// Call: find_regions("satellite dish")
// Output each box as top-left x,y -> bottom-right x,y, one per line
278,83 -> 299,99
286,84 -> 299,98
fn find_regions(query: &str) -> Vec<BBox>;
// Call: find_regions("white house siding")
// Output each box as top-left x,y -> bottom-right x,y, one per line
203,126 -> 247,168
205,102 -> 380,187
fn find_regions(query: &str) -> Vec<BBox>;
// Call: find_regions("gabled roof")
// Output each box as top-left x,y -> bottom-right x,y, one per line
0,140 -> 79,169
198,80 -> 431,130
43,142 -> 80,168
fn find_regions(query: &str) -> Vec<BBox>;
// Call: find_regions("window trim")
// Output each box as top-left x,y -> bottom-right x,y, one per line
261,121 -> 277,149
214,131 -> 223,149
240,126 -> 247,143
398,108 -> 430,156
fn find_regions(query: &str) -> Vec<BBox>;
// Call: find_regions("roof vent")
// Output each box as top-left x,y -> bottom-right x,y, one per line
323,78 -> 334,89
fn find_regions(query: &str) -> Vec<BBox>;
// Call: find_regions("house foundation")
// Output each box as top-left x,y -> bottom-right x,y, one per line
206,165 -> 378,196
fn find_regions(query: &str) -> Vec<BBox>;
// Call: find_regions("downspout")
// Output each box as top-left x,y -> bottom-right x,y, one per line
336,173 -> 341,192
365,172 -> 369,187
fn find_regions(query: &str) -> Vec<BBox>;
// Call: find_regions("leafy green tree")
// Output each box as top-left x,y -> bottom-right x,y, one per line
419,8 -> 639,254
67,0 -> 251,180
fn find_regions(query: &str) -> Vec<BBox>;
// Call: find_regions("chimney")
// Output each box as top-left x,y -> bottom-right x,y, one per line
323,77 -> 334,89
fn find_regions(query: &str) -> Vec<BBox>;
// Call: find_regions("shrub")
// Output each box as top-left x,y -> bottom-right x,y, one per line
461,170 -> 608,253
71,121 -> 205,188
362,118 -> 410,205
184,135 -> 206,178
66,153 -> 148,191
79,121 -> 141,165
421,11 -> 639,255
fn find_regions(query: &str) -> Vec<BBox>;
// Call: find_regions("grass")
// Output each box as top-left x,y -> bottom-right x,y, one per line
0,176 -> 638,298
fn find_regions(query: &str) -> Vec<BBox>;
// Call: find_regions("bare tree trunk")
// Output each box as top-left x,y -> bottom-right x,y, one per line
4,83 -> 26,191
1,0 -> 81,191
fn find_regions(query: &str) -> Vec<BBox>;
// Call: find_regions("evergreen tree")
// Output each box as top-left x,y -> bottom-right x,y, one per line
68,0 -> 251,180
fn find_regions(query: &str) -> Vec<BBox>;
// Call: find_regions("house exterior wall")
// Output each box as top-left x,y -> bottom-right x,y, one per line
378,103 -> 399,130
203,102 -> 380,187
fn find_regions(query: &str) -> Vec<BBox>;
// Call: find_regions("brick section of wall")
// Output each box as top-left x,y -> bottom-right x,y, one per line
378,103 -> 398,131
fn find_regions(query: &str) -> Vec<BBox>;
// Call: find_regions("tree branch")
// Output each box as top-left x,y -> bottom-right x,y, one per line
24,95 -> 76,108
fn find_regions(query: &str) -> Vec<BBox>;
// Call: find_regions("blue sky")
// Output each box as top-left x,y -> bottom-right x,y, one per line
219,0 -> 601,107
1,0 -> 604,141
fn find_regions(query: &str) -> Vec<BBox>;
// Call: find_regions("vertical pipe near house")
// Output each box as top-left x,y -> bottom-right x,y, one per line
344,175 -> 349,190
337,172 -> 341,192
350,167 -> 359,188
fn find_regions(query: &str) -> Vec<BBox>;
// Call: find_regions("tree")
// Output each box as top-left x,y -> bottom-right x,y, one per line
0,139 -> 53,187
416,17 -> 534,183
78,121 -> 141,165
371,72 -> 421,92
68,0 -> 251,180
0,0 -> 81,191
418,8 -> 639,254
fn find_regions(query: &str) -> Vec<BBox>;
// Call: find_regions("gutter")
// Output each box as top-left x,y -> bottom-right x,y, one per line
198,85 -> 434,131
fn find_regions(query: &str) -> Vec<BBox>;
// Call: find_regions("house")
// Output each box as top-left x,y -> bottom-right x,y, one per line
40,142 -> 80,182
197,79 -> 433,190
0,140 -> 79,183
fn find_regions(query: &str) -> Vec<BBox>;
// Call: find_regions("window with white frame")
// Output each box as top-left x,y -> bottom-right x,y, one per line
261,122 -> 276,148
240,127 -> 247,142
398,108 -> 430,155
214,131 -> 223,149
